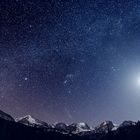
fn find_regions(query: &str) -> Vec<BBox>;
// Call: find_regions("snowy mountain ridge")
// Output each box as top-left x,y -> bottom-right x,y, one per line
0,109 -> 138,137
15,114 -> 136,134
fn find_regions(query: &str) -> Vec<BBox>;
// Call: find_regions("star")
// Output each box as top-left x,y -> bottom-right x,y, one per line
24,77 -> 28,81
1,0 -> 140,125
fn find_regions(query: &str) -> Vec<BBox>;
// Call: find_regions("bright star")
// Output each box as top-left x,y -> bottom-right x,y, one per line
24,77 -> 28,81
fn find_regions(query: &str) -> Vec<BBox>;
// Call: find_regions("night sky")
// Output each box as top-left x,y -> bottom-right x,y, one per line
1,0 -> 140,125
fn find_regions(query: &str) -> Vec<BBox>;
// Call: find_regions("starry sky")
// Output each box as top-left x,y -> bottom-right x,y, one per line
1,0 -> 140,125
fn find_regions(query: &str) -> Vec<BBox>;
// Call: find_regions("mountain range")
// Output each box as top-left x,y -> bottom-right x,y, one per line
0,110 -> 140,140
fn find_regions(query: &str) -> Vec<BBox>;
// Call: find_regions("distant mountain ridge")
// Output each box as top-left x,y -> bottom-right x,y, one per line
0,110 -> 140,140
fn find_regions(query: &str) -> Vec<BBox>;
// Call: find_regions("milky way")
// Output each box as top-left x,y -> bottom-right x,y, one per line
1,0 -> 140,125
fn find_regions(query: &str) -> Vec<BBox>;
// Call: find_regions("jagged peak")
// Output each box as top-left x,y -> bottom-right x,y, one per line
95,120 -> 116,133
16,115 -> 37,123
119,120 -> 136,128
16,115 -> 50,128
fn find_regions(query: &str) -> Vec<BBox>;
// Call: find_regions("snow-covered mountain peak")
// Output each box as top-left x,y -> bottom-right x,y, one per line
95,121 -> 116,133
119,120 -> 136,128
68,122 -> 91,133
78,122 -> 88,127
16,115 -> 34,122
21,115 -> 37,124
76,122 -> 91,130
16,115 -> 50,128
102,121 -> 113,126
